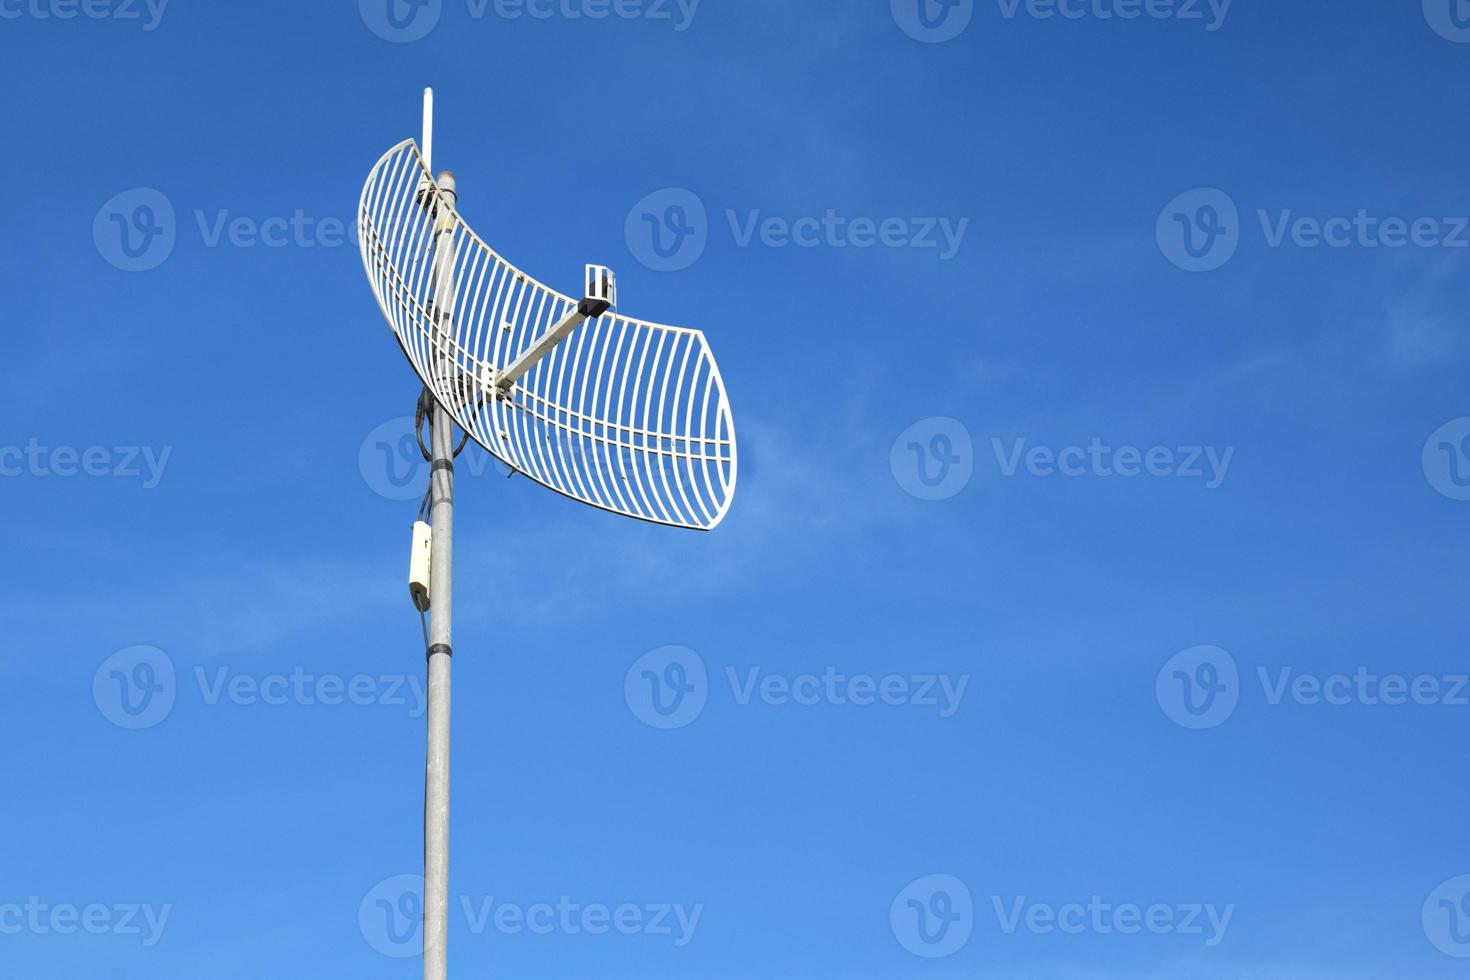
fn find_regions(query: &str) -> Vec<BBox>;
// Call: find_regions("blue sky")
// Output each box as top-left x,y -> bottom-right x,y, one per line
3,1 -> 1470,977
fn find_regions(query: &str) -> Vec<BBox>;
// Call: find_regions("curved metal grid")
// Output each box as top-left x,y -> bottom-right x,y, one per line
358,139 -> 737,531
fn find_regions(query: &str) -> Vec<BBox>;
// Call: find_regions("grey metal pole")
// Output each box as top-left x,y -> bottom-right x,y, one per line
424,395 -> 453,980
423,168 -> 457,980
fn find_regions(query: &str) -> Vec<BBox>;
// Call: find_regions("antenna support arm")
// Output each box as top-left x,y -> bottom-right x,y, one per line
491,265 -> 616,396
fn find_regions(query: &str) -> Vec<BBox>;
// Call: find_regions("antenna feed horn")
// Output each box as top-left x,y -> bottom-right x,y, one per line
579,264 -> 617,318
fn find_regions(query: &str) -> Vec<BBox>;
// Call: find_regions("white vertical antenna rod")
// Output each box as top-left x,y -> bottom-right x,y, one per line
422,87 -> 434,173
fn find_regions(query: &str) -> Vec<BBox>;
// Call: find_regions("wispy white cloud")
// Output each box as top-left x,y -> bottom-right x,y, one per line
455,367 -> 902,625
3,560 -> 399,663
1380,252 -> 1466,369
178,561 -> 399,658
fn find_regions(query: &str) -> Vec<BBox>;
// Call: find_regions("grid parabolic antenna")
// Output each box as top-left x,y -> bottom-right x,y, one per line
358,138 -> 737,530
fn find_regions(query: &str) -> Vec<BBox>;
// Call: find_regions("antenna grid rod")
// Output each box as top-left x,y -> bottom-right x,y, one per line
422,87 -> 434,174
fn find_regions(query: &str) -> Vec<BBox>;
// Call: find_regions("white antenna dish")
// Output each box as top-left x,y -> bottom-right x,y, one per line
354,89 -> 738,980
358,102 -> 737,530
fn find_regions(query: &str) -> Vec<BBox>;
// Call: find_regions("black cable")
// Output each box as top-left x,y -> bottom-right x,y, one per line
417,386 -> 478,461
414,390 -> 434,463
450,389 -> 486,459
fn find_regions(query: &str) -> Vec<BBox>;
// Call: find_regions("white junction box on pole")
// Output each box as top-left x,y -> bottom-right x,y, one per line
409,520 -> 432,612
